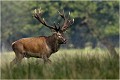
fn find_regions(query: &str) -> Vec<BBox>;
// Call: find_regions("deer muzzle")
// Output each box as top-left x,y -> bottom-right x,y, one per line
63,39 -> 67,44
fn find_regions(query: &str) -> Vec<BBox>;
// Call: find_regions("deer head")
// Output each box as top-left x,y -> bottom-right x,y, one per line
33,8 -> 74,44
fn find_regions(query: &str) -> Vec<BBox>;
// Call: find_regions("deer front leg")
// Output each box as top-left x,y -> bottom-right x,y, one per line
48,59 -> 51,63
42,55 -> 51,64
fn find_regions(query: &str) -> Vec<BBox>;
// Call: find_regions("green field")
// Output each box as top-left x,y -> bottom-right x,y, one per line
1,48 -> 119,79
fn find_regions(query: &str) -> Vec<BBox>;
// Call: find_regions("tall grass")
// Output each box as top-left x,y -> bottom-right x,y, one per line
1,49 -> 119,79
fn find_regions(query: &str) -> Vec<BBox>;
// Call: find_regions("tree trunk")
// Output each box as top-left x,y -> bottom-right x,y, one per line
82,16 -> 118,57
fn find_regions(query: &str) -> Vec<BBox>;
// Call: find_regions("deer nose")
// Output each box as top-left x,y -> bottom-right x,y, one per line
63,39 -> 67,44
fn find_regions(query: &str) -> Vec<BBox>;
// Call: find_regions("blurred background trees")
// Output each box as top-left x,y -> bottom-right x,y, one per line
1,1 -> 119,51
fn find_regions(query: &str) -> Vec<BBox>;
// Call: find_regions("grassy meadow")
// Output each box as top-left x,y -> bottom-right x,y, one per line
0,48 -> 119,79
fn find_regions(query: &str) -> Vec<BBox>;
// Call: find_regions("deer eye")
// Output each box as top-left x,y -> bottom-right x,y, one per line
58,34 -> 62,38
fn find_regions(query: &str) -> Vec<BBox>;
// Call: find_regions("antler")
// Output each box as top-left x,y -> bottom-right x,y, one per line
33,8 -> 57,30
58,10 -> 74,32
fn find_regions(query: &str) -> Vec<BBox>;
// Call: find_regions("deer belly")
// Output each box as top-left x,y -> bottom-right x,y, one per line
24,51 -> 42,58
23,41 -> 51,58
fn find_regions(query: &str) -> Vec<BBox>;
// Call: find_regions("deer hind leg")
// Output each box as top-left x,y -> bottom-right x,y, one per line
10,57 -> 17,67
10,51 -> 24,67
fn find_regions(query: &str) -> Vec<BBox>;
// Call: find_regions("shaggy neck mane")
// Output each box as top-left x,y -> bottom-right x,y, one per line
46,34 -> 61,53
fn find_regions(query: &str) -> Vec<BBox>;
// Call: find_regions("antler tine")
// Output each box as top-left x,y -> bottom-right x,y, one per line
68,11 -> 71,19
69,11 -> 70,15
33,9 -> 56,30
54,21 -> 58,30
34,9 -> 37,13
38,8 -> 41,13
58,10 -> 74,32
57,23 -> 61,30
58,10 -> 66,20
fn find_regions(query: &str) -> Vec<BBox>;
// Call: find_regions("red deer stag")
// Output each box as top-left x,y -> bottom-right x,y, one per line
10,8 -> 74,66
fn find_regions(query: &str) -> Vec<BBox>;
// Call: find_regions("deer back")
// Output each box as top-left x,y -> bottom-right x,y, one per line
12,37 -> 51,55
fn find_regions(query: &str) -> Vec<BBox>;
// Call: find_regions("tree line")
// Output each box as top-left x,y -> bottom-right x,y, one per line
1,1 -> 119,52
